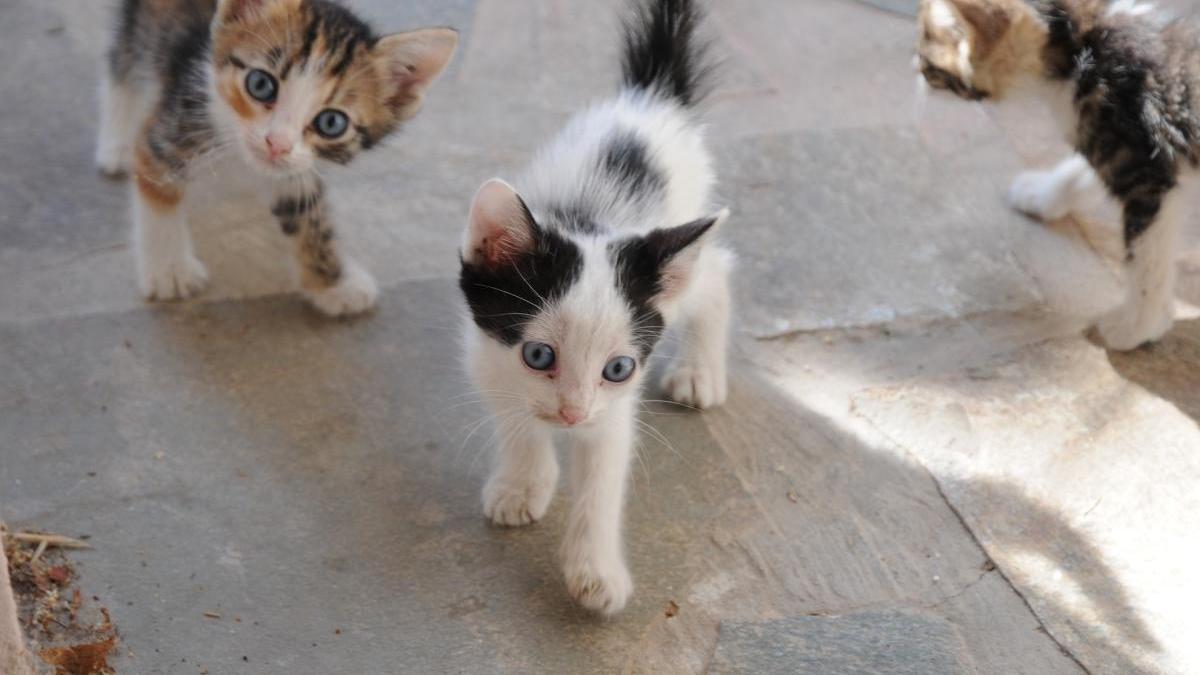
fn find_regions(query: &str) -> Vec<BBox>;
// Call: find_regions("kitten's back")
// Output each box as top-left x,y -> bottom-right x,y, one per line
518,0 -> 716,237
109,0 -> 216,84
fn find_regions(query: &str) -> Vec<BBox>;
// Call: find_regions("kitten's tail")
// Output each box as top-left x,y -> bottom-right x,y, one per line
620,0 -> 713,107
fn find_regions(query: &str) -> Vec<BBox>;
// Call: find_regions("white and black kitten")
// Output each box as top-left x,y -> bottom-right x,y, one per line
458,0 -> 732,614
917,0 -> 1200,349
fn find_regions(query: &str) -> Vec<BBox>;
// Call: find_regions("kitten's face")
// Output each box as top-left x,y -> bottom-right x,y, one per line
209,0 -> 456,175
916,0 -> 1038,101
483,265 -> 648,428
461,180 -> 722,428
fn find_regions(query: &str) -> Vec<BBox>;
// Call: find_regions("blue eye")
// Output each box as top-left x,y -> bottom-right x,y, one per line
313,109 -> 349,139
522,342 -> 556,371
602,356 -> 636,383
245,69 -> 277,103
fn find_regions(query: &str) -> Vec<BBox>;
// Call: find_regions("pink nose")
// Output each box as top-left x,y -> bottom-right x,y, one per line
558,406 -> 584,426
265,134 -> 292,160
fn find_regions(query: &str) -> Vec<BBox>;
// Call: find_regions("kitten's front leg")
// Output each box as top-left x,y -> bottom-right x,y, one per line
662,246 -> 732,409
273,179 -> 378,317
132,144 -> 208,300
561,403 -> 635,615
1007,154 -> 1100,221
482,413 -> 559,526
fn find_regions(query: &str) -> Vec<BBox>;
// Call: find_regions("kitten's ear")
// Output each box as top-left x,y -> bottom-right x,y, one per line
645,208 -> 729,299
216,0 -> 269,22
375,28 -> 459,121
947,0 -> 1012,56
463,179 -> 538,268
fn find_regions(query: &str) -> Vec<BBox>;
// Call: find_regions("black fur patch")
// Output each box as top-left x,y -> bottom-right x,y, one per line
315,143 -> 355,165
621,0 -> 713,107
271,191 -> 322,220
546,203 -> 602,235
295,0 -> 377,76
460,209 -> 585,345
1031,1 -> 1081,79
602,131 -> 665,197
1014,2 -> 1200,252
608,216 -> 715,358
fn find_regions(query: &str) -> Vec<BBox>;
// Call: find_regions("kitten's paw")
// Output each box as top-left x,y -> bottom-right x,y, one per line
662,360 -> 727,409
483,476 -> 556,526
1096,302 -> 1174,351
1007,170 -> 1069,221
95,143 -> 131,179
305,263 -> 378,317
139,253 -> 209,301
564,558 -> 633,616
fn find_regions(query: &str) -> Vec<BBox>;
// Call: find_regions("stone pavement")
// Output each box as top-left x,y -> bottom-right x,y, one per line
2,0 -> 1197,673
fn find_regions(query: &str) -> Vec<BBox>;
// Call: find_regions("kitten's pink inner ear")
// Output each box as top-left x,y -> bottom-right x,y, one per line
465,179 -> 534,267
376,28 -> 459,120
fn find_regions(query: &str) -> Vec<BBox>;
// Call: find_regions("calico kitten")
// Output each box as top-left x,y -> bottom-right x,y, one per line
916,0 -> 1196,349
98,0 -> 457,315
458,0 -> 731,614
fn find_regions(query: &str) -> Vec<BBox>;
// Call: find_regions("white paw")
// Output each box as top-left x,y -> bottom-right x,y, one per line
661,360 -> 727,409
483,476 -> 556,526
1096,302 -> 1174,351
1007,170 -> 1069,221
139,252 -> 209,301
564,557 -> 633,616
95,141 -> 131,178
305,263 -> 378,317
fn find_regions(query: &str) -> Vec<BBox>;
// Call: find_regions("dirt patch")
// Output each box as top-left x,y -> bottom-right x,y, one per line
3,526 -> 120,674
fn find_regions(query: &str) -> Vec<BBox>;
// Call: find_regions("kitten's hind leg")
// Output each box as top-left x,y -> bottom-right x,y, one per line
1096,191 -> 1180,350
1007,154 -> 1100,221
661,245 -> 733,409
482,414 -> 559,526
96,72 -> 150,178
273,179 -> 378,316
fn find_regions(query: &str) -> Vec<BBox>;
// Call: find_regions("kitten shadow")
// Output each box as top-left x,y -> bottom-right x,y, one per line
1106,318 -> 1200,425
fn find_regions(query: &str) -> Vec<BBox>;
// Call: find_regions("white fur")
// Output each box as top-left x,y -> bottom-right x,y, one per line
464,91 -> 731,615
95,73 -> 157,176
1107,0 -> 1155,18
133,192 -> 209,300
1007,154 -> 1116,222
1096,180 -> 1187,349
303,260 -> 379,317
929,0 -> 958,29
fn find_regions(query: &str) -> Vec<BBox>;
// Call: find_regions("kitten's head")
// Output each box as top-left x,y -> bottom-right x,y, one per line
460,179 -> 726,428
916,0 -> 1045,101
210,0 -> 457,175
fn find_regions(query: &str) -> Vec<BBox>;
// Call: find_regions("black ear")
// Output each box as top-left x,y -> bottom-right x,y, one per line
615,209 -> 728,303
641,212 -> 722,265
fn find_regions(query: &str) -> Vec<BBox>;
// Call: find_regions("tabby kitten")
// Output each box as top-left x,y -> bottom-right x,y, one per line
916,0 -> 1195,349
459,0 -> 731,614
98,0 -> 457,315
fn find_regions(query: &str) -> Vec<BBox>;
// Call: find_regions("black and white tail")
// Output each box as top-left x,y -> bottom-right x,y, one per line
620,0 -> 713,107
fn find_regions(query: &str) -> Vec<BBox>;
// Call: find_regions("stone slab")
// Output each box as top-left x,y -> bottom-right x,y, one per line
709,611 -> 969,675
